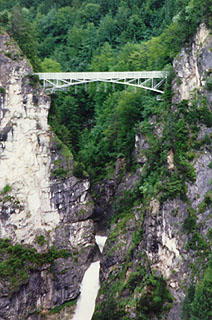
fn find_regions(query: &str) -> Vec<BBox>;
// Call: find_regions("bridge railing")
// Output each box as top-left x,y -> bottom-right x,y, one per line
35,71 -> 169,80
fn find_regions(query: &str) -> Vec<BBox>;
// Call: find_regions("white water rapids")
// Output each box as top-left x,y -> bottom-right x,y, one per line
72,235 -> 107,320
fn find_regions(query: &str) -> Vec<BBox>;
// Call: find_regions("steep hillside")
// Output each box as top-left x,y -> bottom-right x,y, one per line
0,32 -> 98,320
92,24 -> 212,320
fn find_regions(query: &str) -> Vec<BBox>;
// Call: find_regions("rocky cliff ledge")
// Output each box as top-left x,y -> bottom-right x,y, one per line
0,32 -> 97,320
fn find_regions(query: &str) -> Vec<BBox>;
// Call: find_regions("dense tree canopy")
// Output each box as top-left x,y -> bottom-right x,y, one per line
0,0 -> 210,71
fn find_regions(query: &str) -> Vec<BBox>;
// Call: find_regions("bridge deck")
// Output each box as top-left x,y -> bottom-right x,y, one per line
36,71 -> 168,80
35,71 -> 169,93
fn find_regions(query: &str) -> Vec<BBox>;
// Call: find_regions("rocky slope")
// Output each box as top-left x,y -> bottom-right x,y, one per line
0,32 -> 98,320
92,24 -> 212,320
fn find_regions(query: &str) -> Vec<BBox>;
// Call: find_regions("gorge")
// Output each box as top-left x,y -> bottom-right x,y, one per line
0,1 -> 212,320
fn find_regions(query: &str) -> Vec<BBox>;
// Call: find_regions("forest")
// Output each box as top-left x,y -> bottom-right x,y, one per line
0,0 -> 209,180
0,0 -> 212,319
0,0 -> 210,182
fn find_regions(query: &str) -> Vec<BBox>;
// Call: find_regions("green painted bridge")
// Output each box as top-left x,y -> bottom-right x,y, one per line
35,71 -> 169,94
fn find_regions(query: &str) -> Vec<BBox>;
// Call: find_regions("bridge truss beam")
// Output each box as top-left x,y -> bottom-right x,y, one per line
35,71 -> 169,94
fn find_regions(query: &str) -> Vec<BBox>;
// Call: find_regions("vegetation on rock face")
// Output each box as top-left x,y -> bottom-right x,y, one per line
49,299 -> 77,314
92,189 -> 174,318
50,134 -> 73,179
0,238 -> 72,293
182,257 -> 212,320
0,184 -> 12,195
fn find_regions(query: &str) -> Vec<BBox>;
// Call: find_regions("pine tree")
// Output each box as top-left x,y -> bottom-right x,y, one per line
11,5 -> 40,71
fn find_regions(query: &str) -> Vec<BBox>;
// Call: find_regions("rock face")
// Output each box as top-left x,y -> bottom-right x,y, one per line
0,33 -> 97,319
0,38 -> 59,245
172,23 -> 212,103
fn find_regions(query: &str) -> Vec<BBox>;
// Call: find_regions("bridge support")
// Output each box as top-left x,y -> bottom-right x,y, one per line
35,71 -> 169,94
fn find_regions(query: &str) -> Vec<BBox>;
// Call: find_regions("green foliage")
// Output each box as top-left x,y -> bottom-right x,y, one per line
206,77 -> 212,91
136,94 -> 205,204
48,89 -> 94,155
0,238 -> 72,292
0,1 -> 211,318
198,191 -> 212,214
125,267 -> 146,291
27,74 -> 40,87
50,136 -> 73,179
186,232 -> 209,252
182,284 -> 196,320
51,166 -> 68,179
91,42 -> 115,72
0,86 -> 6,94
161,174 -> 187,201
0,0 -> 180,73
73,161 -> 87,179
7,0 -> 208,189
49,299 -> 77,314
207,228 -> 212,240
136,275 -> 172,317
93,262 -> 172,320
0,0 -> 210,73
183,208 -> 197,233
40,57 -> 62,72
198,200 -> 207,214
127,21 -> 187,71
10,5 -> 40,71
93,296 -> 126,320
77,90 -> 156,182
198,106 -> 212,127
34,235 -> 46,246
1,184 -> 12,195
182,258 -> 212,320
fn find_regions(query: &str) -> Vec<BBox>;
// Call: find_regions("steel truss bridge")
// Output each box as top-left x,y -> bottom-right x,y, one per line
35,71 -> 169,94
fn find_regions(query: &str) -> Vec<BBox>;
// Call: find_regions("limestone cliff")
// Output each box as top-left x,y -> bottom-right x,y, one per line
0,32 -> 97,320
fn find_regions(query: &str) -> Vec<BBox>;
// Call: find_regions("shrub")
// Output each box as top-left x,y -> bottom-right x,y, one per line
182,258 -> 212,320
198,192 -> 212,213
0,87 -> 6,95
186,232 -> 209,251
35,235 -> 46,246
1,184 -> 12,195
49,299 -> 77,314
206,77 -> 212,91
183,213 -> 197,233
207,228 -> 212,240
51,167 -> 68,178
136,275 -> 172,317
27,74 -> 40,87
73,161 -> 86,179
0,239 -> 72,292
198,106 -> 212,127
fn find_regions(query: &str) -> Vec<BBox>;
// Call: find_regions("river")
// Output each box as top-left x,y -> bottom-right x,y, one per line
72,235 -> 107,320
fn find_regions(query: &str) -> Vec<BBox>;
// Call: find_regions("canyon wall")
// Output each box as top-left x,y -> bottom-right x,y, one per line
93,24 -> 212,320
0,32 -> 97,320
